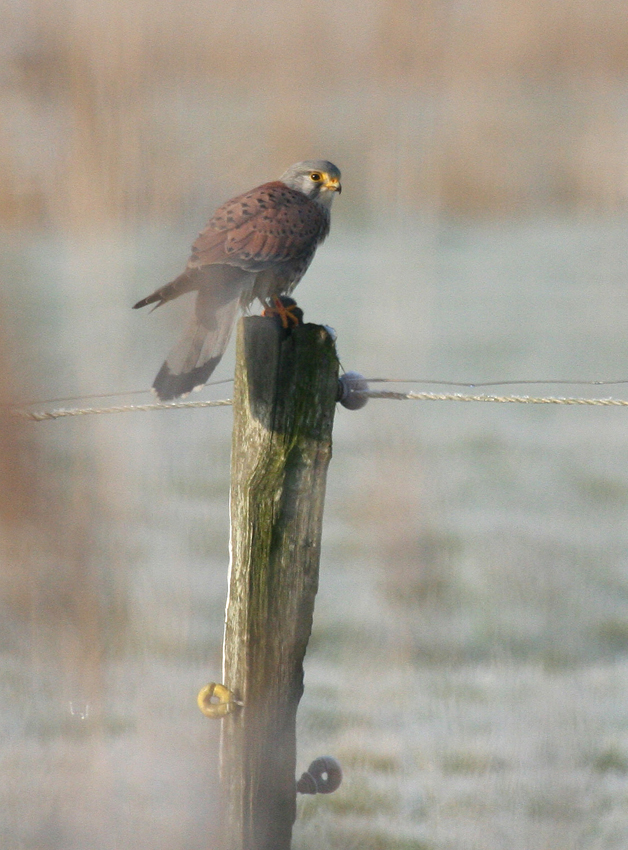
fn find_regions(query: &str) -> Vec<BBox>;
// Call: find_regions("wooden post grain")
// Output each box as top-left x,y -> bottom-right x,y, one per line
220,316 -> 339,850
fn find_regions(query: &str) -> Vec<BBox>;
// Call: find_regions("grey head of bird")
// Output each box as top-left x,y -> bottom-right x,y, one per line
278,160 -> 342,207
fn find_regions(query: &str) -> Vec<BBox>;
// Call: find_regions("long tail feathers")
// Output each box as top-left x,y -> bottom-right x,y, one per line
135,266 -> 253,400
151,291 -> 242,401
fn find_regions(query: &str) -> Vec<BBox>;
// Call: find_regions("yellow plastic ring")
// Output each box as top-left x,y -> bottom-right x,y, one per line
197,682 -> 239,718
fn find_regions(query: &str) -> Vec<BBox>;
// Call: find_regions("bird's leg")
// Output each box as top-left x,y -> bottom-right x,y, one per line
262,295 -> 304,328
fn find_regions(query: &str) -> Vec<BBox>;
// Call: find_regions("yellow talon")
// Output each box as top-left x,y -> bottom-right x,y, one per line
262,295 -> 303,328
197,682 -> 242,718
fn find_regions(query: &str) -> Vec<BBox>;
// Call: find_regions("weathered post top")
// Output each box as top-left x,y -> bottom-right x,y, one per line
221,315 -> 339,850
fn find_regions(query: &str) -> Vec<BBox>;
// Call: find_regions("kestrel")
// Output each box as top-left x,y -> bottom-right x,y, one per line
134,160 -> 342,400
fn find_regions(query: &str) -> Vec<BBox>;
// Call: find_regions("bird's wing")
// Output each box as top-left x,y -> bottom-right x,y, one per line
189,181 -> 330,271
134,182 -> 330,312
132,269 -> 198,310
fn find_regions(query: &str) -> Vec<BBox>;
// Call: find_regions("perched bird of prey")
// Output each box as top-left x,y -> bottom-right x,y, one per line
133,160 -> 342,400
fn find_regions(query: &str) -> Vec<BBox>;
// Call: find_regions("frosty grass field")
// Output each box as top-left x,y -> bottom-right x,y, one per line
3,215 -> 628,849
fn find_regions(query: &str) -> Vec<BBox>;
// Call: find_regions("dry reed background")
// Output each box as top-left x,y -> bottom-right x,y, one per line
3,1 -> 628,849
2,0 -> 628,228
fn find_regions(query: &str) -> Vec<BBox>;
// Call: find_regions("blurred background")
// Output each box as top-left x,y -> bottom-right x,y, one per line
3,1 -> 628,848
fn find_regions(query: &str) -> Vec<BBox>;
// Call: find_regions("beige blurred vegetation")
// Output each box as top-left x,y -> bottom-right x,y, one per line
0,310 -> 127,723
2,0 -> 628,228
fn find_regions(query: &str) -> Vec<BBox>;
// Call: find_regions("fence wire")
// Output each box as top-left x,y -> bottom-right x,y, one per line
14,398 -> 234,421
11,388 -> 628,421
364,390 -> 628,406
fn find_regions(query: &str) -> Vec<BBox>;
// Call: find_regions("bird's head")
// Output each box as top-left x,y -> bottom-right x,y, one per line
279,160 -> 342,207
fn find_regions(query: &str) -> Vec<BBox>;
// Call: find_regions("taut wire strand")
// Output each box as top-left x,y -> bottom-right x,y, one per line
11,390 -> 628,421
14,398 -> 234,421
10,376 -> 628,414
363,390 -> 628,406
365,377 -> 628,388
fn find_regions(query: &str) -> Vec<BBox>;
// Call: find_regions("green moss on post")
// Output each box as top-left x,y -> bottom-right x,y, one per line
220,316 -> 339,850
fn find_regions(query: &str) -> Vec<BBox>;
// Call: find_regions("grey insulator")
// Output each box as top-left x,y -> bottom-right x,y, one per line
296,756 -> 343,794
337,371 -> 369,410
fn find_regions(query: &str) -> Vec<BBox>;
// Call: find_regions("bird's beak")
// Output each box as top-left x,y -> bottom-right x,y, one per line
325,177 -> 342,194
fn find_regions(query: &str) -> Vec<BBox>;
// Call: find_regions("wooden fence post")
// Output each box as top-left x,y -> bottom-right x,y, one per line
220,315 -> 339,850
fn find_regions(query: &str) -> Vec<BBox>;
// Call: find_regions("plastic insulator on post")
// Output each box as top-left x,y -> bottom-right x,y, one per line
296,770 -> 318,794
337,371 -> 369,410
296,756 -> 343,795
197,682 -> 242,718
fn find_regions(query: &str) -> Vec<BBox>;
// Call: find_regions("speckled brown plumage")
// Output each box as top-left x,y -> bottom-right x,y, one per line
133,161 -> 341,401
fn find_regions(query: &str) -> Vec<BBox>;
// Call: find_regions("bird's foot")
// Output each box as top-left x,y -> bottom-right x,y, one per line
262,295 -> 304,329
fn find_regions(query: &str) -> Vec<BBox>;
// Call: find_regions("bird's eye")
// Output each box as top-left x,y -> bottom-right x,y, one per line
310,172 -> 323,182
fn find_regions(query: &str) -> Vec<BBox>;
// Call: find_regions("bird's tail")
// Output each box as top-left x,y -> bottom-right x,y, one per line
151,270 -> 251,400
